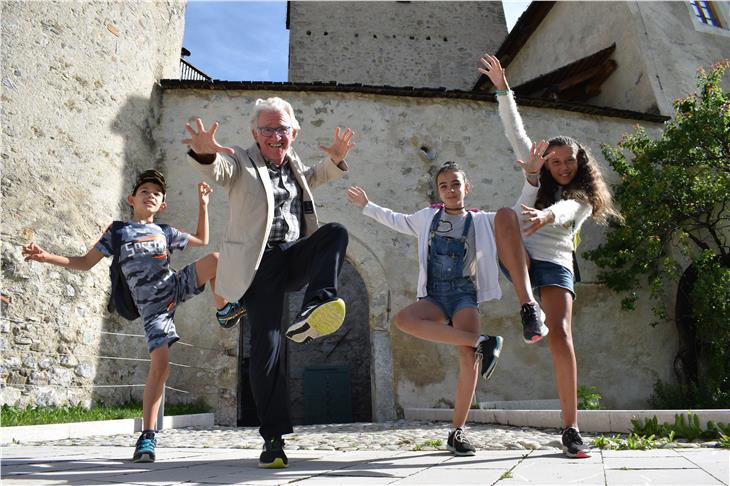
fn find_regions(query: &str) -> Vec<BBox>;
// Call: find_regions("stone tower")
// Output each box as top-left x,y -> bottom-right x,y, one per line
287,1 -> 507,90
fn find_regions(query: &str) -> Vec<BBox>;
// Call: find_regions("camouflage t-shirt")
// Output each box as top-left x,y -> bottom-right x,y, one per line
95,222 -> 189,318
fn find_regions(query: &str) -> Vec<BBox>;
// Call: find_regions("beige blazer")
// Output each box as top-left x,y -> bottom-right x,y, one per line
190,143 -> 348,302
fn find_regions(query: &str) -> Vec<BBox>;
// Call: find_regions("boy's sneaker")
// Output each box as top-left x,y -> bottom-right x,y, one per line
259,436 -> 288,468
132,430 -> 156,463
447,428 -> 476,456
521,302 -> 548,344
561,426 -> 590,458
216,301 -> 246,329
474,335 -> 503,381
285,297 -> 346,343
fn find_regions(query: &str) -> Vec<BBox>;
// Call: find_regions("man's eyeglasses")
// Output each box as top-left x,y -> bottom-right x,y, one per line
256,126 -> 293,137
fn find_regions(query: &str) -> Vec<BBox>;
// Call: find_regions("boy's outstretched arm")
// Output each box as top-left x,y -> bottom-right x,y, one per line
22,242 -> 104,271
187,182 -> 212,247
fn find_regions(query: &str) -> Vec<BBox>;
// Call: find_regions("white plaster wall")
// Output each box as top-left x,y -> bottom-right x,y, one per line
506,1 -> 659,114
2,1 -> 185,408
158,88 -> 676,413
505,1 -> 730,116
288,1 -> 506,90
633,1 -> 730,115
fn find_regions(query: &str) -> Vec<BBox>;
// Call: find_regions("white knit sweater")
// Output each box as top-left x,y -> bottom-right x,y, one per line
497,92 -> 592,272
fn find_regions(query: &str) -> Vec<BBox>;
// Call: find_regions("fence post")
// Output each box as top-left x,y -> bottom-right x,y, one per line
156,388 -> 165,431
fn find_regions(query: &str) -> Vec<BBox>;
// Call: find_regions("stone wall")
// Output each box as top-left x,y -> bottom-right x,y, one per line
158,87 -> 676,418
1,1 -> 186,409
288,1 -> 507,90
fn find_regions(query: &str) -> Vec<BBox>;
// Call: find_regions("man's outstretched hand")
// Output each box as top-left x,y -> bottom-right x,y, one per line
181,118 -> 235,156
320,127 -> 355,164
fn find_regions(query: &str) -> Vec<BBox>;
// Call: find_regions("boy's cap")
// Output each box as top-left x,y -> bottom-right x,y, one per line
132,169 -> 167,194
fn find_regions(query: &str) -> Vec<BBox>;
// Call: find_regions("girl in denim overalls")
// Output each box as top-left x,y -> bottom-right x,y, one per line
348,162 -> 529,456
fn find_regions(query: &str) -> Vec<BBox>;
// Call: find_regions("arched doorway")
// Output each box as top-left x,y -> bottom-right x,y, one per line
286,261 -> 372,424
237,260 -> 372,425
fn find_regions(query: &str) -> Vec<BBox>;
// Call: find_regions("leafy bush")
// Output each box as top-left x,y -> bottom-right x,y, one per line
577,385 -> 603,410
586,61 -> 730,407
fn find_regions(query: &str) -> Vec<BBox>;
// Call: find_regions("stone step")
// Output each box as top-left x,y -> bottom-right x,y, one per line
405,408 -> 730,433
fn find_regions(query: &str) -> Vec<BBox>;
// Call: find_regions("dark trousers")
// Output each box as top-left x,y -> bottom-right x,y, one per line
241,222 -> 349,440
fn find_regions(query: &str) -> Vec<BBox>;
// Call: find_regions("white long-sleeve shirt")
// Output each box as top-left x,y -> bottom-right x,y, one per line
361,202 -> 502,303
497,92 -> 592,271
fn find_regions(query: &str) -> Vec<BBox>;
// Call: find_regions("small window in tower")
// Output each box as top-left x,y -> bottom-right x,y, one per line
690,1 -> 722,27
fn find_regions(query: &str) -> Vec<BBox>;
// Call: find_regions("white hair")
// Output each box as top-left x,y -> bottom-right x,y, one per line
250,97 -> 301,132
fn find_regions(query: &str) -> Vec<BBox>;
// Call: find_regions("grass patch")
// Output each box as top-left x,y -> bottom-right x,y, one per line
1,401 -> 211,427
412,438 -> 443,451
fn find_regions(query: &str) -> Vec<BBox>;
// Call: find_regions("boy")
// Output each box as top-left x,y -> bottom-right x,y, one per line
21,169 -> 244,462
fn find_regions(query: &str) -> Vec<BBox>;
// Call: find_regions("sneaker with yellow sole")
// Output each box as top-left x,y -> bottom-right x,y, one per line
285,298 -> 346,343
258,436 -> 288,468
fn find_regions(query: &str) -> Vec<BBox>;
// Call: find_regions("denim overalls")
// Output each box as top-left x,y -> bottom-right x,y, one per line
424,208 -> 478,319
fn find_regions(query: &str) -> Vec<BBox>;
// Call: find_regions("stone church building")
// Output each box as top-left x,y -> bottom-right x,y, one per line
2,1 -> 728,426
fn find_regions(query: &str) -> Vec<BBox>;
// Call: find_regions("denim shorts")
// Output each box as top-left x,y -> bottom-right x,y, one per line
421,278 -> 478,320
499,258 -> 575,300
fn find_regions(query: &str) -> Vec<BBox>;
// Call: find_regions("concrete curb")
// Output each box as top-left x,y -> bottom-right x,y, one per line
0,413 -> 215,445
404,408 -> 730,433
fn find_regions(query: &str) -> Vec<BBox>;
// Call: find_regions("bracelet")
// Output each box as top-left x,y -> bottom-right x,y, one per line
525,170 -> 540,177
494,89 -> 512,96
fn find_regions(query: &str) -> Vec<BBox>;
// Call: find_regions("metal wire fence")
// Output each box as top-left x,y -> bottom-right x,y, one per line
1,314 -> 234,428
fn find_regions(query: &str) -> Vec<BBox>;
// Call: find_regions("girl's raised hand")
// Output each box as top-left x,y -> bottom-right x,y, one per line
346,186 -> 369,209
520,204 -> 555,236
198,181 -> 212,206
516,139 -> 552,176
181,118 -> 235,156
478,53 -> 509,91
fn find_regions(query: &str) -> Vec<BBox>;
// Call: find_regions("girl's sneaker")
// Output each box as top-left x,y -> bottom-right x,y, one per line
561,426 -> 591,458
474,335 -> 504,381
216,302 -> 246,329
447,428 -> 476,456
132,430 -> 156,463
520,302 -> 548,344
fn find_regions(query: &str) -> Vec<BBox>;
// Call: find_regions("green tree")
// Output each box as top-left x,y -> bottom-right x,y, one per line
586,61 -> 730,408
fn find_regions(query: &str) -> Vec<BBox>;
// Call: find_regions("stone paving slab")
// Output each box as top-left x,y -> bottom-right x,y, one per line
2,445 -> 728,486
678,449 -> 730,482
604,468 -> 725,486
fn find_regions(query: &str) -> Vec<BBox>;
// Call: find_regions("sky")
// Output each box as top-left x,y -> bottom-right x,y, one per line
182,1 -> 531,82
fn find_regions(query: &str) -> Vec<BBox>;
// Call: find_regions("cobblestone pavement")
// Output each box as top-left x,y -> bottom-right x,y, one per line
22,420 -> 717,452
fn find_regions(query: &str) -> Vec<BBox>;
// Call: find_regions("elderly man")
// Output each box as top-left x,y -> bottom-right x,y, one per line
182,97 -> 354,468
